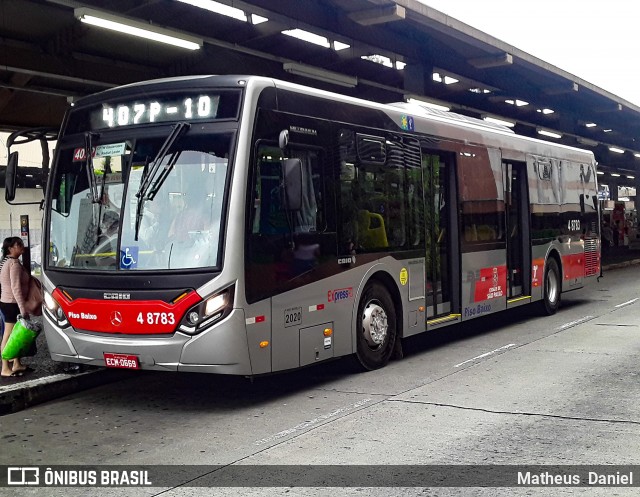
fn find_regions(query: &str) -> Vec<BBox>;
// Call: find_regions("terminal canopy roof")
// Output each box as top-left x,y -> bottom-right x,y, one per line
2,0 -> 639,175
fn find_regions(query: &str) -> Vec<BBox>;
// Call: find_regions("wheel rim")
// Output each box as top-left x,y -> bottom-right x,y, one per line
362,300 -> 388,348
547,268 -> 559,304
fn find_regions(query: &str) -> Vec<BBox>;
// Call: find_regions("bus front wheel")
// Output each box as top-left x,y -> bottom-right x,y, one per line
355,281 -> 397,370
541,258 -> 561,315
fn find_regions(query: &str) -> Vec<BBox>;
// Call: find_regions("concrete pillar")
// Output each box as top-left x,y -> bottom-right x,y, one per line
609,178 -> 618,201
404,62 -> 434,97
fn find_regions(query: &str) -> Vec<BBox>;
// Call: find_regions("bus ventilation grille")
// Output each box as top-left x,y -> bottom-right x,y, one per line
584,237 -> 599,276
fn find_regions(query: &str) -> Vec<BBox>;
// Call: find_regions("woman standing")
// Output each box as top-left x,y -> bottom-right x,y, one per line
0,237 -> 31,377
0,245 -> 7,341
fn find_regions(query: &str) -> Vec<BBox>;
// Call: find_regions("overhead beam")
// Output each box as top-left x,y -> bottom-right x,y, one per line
348,4 -> 405,26
468,52 -> 512,69
595,103 -> 624,113
543,82 -> 579,95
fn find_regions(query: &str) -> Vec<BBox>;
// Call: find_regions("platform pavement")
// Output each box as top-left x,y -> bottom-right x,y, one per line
2,248 -> 640,415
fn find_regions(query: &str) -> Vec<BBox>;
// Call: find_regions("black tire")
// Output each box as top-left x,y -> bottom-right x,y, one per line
541,258 -> 561,315
355,281 -> 397,371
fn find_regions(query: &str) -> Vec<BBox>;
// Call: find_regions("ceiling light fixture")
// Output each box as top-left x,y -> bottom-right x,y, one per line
75,8 -> 203,50
177,0 -> 245,21
175,0 -> 269,24
609,147 -> 625,154
537,129 -> 562,139
282,29 -> 330,48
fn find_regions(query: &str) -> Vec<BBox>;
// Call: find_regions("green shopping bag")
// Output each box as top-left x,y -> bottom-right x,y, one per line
1,316 -> 41,360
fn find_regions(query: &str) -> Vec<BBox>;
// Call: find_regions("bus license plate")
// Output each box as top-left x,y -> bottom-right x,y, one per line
104,353 -> 140,369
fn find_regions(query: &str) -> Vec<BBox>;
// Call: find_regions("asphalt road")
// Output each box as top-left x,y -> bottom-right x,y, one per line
2,266 -> 640,496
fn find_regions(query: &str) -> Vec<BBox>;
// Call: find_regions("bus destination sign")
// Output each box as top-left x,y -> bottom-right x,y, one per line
91,94 -> 220,129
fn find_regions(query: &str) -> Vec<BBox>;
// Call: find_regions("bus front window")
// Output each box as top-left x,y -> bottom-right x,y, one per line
48,133 -> 232,271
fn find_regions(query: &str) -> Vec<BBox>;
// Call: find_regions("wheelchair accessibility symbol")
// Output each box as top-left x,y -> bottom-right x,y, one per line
120,246 -> 138,269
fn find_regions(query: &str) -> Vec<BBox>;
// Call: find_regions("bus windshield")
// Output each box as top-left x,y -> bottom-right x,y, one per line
48,131 -> 232,271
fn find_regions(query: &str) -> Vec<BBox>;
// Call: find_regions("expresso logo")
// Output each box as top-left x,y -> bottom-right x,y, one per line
328,287 -> 353,303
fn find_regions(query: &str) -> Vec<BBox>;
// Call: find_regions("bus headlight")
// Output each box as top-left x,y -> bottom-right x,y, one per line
178,286 -> 234,335
205,293 -> 227,316
43,290 -> 69,328
44,291 -> 57,312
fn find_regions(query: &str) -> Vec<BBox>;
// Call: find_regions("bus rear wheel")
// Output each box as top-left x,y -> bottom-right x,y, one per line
355,281 -> 397,371
541,258 -> 561,315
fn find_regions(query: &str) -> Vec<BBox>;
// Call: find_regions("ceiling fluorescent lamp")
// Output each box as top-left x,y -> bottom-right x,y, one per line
597,171 -> 605,175
609,147 -> 625,154
283,63 -> 357,88
176,0 -> 247,22
627,175 -> 635,179
634,153 -> 640,158
483,116 -> 515,127
537,129 -> 562,139
610,173 -> 621,177
282,29 -> 330,48
75,8 -> 202,50
537,108 -> 554,114
585,122 -> 597,127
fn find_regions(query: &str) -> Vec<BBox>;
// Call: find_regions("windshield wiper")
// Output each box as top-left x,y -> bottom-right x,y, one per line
84,132 -> 100,203
134,122 -> 190,241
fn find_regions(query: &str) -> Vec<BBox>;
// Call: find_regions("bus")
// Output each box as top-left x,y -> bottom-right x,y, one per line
5,75 -> 600,374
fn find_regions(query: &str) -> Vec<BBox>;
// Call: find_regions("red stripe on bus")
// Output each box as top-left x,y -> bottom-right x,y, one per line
53,288 -> 201,334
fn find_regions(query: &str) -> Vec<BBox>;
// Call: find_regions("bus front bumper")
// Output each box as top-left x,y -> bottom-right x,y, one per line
43,309 -> 253,375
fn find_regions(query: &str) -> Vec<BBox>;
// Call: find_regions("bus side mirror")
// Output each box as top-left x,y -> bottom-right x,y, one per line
5,151 -> 18,202
283,158 -> 302,211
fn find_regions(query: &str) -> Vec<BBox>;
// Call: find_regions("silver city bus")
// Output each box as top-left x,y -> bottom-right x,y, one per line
5,75 -> 600,374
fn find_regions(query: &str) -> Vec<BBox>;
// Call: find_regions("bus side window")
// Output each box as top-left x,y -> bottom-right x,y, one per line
252,147 -> 324,236
252,150 -> 286,235
457,147 -> 504,249
337,129 -> 414,254
248,143 -> 326,300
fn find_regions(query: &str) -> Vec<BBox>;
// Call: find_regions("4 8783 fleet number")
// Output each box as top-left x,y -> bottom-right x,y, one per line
136,312 -> 176,325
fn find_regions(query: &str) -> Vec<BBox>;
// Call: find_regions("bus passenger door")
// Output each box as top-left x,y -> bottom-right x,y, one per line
422,152 -> 457,319
505,161 -> 531,299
